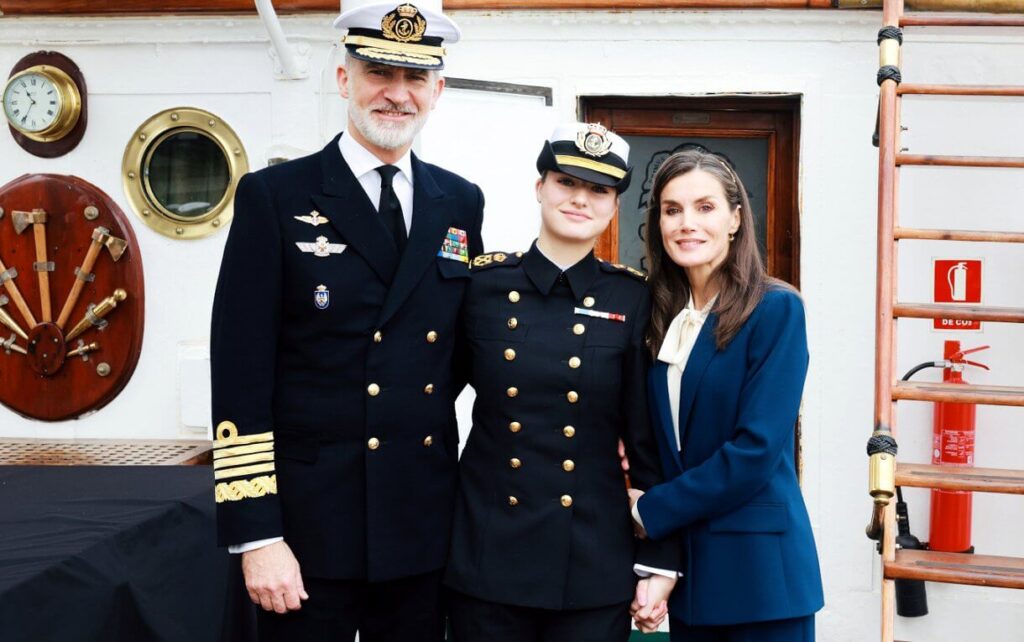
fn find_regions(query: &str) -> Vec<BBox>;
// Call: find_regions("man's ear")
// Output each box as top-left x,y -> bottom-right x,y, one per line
430,74 -> 446,110
337,64 -> 351,99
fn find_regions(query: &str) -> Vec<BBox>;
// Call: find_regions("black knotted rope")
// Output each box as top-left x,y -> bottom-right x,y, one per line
867,433 -> 899,456
877,26 -> 904,45
877,65 -> 902,86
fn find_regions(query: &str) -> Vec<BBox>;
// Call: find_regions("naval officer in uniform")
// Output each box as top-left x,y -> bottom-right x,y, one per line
444,123 -> 678,641
209,2 -> 483,641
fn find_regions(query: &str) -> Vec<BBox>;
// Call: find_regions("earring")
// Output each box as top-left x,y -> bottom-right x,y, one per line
729,233 -> 736,242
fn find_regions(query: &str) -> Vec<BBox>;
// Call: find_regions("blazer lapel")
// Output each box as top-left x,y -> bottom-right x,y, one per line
676,315 -> 718,452
377,154 -> 456,327
311,135 -> 399,285
650,362 -> 683,473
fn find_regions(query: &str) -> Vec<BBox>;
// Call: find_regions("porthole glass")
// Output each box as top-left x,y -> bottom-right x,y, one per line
123,107 -> 248,240
145,130 -> 230,220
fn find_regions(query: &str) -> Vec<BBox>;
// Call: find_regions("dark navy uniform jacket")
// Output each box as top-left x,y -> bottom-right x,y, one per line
444,244 -> 678,610
210,134 -> 484,581
638,288 -> 824,625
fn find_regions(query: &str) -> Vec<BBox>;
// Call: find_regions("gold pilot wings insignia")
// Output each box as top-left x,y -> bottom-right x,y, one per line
296,236 -> 347,257
294,210 -> 329,227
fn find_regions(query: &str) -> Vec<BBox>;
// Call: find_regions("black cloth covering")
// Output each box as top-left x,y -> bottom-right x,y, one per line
0,466 -> 253,642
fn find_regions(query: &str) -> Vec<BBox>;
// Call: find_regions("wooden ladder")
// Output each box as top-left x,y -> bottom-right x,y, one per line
865,1 -> 1024,641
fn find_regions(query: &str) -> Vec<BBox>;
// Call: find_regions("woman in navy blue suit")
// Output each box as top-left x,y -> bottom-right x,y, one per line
627,149 -> 823,641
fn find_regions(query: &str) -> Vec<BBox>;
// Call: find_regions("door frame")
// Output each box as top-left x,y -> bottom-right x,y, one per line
580,95 -> 801,287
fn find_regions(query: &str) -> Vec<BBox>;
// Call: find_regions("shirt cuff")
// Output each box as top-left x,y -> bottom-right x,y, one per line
634,563 -> 683,579
228,536 -> 284,554
632,500 -> 644,529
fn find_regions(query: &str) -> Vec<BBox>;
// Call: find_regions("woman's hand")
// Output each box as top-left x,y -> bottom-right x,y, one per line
628,487 -> 647,539
631,574 -> 676,632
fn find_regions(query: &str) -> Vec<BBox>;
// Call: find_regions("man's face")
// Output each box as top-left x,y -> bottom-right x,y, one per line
337,57 -> 445,154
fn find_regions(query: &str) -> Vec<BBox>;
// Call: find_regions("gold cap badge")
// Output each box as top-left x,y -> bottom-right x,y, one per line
576,123 -> 613,158
382,3 -> 427,43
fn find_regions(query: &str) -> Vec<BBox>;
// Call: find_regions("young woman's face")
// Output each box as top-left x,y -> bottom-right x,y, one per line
658,168 -> 740,274
536,171 -> 618,245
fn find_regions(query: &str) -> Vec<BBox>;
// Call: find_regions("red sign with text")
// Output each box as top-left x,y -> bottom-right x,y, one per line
933,259 -> 982,331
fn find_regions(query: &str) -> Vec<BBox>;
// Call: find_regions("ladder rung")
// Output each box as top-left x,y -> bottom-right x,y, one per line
893,381 -> 1024,407
897,463 -> 1024,494
899,84 -> 1024,97
885,549 -> 1024,589
894,302 -> 1024,323
895,227 -> 1024,243
901,14 -> 1024,28
897,154 -> 1024,168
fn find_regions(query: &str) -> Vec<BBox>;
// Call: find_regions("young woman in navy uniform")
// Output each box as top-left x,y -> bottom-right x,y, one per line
444,123 -> 678,641
628,149 -> 824,641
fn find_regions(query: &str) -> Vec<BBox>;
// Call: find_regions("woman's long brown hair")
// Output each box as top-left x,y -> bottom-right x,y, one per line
645,149 -> 791,356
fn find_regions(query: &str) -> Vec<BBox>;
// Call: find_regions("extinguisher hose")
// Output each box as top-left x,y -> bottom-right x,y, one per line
902,361 -> 944,382
894,486 -> 930,617
890,356 -> 940,618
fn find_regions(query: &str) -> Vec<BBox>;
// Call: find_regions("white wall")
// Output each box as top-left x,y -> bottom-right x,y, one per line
0,9 -> 1021,641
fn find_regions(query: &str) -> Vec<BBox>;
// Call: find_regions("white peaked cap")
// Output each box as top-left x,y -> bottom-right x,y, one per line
548,122 -> 630,164
334,0 -> 462,44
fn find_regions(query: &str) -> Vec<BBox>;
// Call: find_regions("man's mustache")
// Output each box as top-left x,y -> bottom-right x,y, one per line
368,101 -> 418,116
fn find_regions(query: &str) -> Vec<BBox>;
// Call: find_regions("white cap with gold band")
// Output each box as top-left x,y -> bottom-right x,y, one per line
334,1 -> 462,70
537,123 -> 633,193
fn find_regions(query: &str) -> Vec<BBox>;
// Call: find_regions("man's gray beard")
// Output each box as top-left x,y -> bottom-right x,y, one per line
348,102 -> 427,151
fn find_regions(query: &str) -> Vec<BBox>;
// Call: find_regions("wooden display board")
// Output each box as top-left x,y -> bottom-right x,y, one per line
0,174 -> 144,421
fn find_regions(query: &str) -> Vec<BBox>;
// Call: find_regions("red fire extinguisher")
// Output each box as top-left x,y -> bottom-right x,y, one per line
928,340 -> 989,553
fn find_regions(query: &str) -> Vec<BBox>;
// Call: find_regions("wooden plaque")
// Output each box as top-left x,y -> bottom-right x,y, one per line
0,174 -> 145,421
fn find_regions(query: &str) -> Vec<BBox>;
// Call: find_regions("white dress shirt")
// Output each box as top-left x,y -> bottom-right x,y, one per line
632,295 -> 714,578
228,134 -> 415,556
339,130 -> 414,233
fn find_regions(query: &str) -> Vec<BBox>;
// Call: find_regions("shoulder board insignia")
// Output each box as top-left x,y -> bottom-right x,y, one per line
599,260 -> 648,282
470,251 -> 523,271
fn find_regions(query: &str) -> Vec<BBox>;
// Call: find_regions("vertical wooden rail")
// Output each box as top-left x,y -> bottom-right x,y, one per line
875,1 -> 903,641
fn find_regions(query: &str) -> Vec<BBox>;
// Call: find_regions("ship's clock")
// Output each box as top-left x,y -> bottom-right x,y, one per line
3,52 -> 87,158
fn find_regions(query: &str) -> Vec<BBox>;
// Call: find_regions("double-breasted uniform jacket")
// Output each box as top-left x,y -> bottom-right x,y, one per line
210,133 -> 484,581
444,245 -> 678,610
637,288 -> 824,626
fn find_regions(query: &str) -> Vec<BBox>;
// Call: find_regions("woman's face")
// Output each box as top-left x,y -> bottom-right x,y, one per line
658,168 -> 740,276
536,171 -> 618,245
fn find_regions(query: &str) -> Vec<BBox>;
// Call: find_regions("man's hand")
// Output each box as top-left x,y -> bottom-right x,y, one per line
631,575 -> 676,633
628,487 -> 647,539
241,540 -> 309,613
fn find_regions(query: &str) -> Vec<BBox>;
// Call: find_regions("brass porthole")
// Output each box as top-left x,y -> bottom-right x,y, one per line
122,107 -> 248,240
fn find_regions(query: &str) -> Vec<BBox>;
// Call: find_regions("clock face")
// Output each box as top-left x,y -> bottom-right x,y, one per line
3,71 -> 62,134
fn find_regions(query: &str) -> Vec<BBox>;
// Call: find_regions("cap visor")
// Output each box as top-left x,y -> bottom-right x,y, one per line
346,46 -> 444,70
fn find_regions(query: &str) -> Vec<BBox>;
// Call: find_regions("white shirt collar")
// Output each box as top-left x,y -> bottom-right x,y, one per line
338,131 -> 414,185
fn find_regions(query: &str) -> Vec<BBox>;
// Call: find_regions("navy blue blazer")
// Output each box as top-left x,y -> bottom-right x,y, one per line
636,287 -> 824,626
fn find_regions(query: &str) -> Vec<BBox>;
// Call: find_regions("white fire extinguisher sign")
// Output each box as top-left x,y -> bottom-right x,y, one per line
933,259 -> 983,331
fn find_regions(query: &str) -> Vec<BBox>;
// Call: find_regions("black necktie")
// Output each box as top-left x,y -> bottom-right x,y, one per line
376,165 -> 407,254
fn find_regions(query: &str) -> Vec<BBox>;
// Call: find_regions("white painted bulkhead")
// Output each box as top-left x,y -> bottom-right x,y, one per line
0,8 -> 1022,641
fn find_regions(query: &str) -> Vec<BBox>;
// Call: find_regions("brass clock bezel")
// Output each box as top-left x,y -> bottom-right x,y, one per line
122,107 -> 249,240
3,65 -> 82,143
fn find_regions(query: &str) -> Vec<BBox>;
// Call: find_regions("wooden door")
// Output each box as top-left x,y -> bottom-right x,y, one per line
582,96 -> 801,287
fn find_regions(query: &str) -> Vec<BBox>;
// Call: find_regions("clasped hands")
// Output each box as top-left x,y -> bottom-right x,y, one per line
627,487 -> 673,633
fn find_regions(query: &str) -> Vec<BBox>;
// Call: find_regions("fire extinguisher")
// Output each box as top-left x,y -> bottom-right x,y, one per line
929,341 -> 988,553
893,341 -> 989,617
